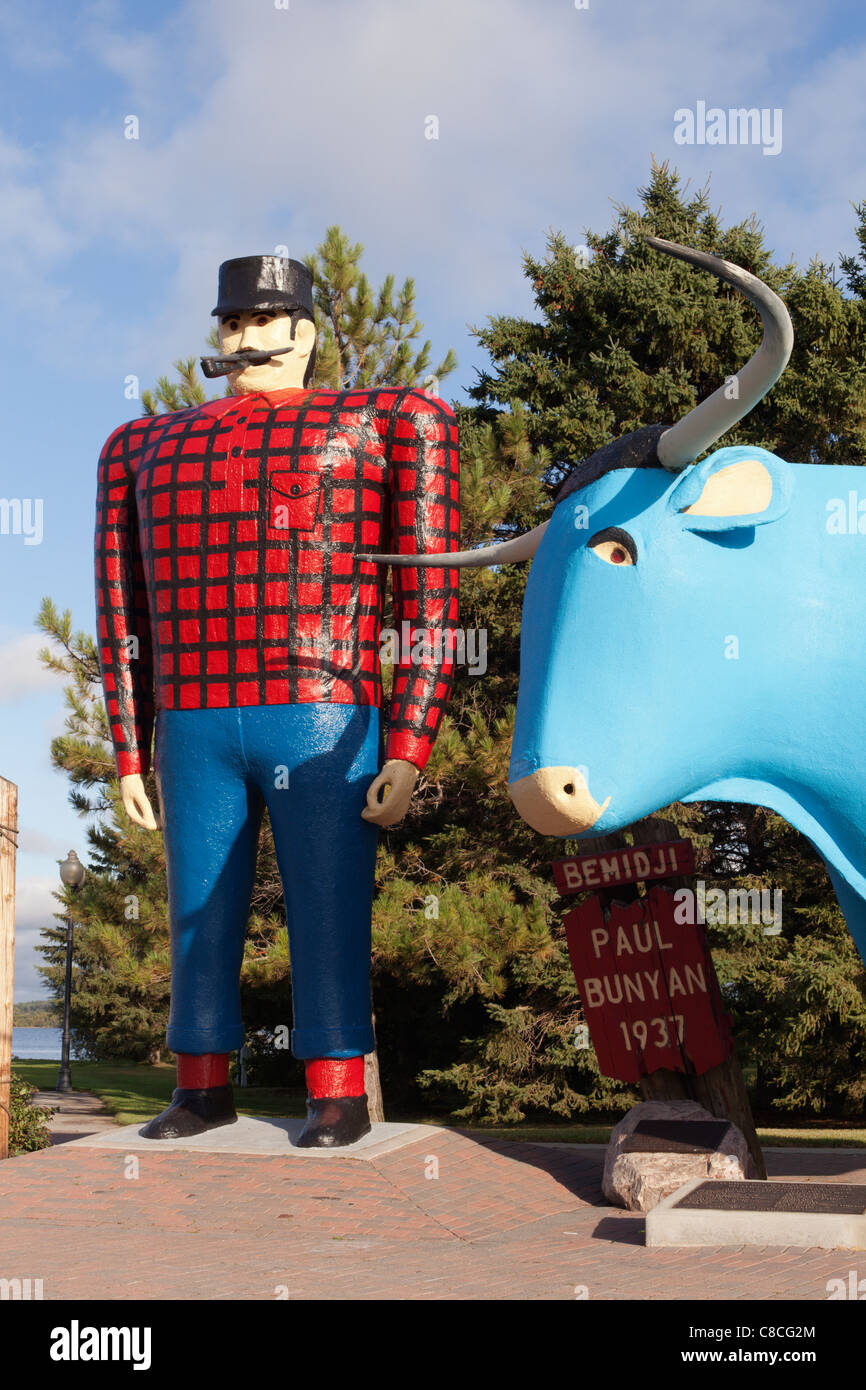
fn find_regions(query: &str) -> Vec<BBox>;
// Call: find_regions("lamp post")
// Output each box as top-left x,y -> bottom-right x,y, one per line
57,851 -> 85,1094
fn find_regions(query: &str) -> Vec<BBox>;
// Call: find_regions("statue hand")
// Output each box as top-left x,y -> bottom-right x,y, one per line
361,758 -> 420,827
120,773 -> 159,830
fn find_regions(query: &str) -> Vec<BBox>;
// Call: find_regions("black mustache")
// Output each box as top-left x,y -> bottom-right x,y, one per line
199,345 -> 295,379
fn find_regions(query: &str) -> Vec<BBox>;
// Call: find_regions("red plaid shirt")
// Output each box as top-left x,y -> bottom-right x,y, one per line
95,385 -> 459,778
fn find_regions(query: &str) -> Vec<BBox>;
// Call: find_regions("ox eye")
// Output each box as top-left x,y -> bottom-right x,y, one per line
588,527 -> 636,566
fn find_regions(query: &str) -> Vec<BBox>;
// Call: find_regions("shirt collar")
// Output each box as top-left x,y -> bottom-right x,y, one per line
195,387 -> 315,420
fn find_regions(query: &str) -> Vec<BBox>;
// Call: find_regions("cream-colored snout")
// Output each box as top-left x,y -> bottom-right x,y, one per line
508,766 -> 610,836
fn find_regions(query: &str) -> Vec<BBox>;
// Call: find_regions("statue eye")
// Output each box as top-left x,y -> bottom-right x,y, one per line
588,527 -> 636,566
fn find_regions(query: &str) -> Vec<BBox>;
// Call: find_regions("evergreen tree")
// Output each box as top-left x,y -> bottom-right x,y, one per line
419,160 -> 866,1121
471,160 -> 866,478
141,353 -> 217,416
37,182 -> 866,1122
704,808 -> 866,1117
308,226 -> 458,390
36,598 -> 173,1062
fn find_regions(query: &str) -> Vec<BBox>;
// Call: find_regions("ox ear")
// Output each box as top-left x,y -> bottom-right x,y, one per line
668,448 -> 792,531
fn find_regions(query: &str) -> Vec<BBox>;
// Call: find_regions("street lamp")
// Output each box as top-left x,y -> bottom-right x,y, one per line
57,851 -> 85,1094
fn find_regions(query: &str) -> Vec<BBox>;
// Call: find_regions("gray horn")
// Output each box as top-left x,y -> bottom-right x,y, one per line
358,236 -> 794,568
357,521 -> 549,569
646,236 -> 794,470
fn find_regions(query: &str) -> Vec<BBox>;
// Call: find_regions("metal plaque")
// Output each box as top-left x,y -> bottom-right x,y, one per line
674,1180 -> 866,1215
622,1119 -> 733,1154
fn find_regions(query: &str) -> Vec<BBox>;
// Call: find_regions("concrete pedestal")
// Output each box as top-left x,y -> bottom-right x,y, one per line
647,1176 -> 866,1249
68,1115 -> 444,1161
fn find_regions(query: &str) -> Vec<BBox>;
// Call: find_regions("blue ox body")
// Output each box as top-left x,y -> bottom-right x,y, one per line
362,235 -> 866,965
509,441 -> 866,965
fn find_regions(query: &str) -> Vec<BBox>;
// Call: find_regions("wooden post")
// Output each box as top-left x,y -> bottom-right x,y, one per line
364,1006 -> 385,1123
0,777 -> 18,1161
628,817 -> 766,1180
567,817 -> 766,1180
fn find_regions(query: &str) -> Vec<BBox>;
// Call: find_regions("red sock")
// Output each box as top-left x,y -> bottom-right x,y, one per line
305,1057 -> 365,1099
177,1052 -> 230,1089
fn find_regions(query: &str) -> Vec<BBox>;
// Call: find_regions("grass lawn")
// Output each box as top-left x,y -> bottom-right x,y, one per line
13,1059 -> 308,1126
13,1058 -> 866,1147
472,1123 -> 866,1148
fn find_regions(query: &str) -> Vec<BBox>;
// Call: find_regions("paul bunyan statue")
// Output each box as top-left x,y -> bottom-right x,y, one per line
95,255 -> 459,1146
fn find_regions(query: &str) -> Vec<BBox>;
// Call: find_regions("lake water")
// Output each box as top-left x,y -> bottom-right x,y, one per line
11,1027 -> 85,1061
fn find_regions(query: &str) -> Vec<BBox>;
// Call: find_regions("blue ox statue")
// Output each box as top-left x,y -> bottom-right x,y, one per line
364,237 -> 866,965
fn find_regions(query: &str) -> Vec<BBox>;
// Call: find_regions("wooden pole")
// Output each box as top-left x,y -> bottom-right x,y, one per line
0,777 -> 18,1161
582,816 -> 765,1180
629,817 -> 767,1179
364,1007 -> 385,1123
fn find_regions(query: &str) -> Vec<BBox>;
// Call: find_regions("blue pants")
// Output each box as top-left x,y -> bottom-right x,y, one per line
155,703 -> 380,1059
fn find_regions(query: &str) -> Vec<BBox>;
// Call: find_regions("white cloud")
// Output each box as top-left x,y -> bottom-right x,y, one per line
3,0 -> 864,384
12,873 -> 64,1001
18,825 -> 77,858
0,143 -> 75,307
0,4 -> 71,72
0,633 -> 63,705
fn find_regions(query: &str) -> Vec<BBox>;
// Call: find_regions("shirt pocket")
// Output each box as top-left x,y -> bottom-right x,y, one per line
268,470 -> 323,534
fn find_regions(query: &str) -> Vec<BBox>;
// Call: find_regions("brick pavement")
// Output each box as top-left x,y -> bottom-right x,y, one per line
0,1131 -> 864,1300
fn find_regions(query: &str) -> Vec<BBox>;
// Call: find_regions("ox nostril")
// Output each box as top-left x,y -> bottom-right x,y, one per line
508,766 -> 610,836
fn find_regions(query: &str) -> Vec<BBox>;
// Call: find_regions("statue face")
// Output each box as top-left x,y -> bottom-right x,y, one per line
218,308 -> 315,394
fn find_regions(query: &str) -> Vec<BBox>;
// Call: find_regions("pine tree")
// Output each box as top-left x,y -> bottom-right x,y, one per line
703,809 -> 866,1117
35,598 -> 170,1060
471,163 -> 866,479
307,226 -> 458,390
37,184 -> 866,1122
415,160 -> 866,1122
141,352 -> 218,415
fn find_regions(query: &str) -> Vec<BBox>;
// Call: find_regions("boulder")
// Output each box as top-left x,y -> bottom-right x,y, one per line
603,1099 -> 750,1213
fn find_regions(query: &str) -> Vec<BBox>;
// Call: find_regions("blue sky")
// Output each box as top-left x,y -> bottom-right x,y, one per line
3,0 -> 866,997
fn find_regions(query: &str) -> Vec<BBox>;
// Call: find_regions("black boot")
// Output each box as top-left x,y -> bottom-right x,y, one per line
294,1094 -> 371,1149
139,1085 -> 238,1139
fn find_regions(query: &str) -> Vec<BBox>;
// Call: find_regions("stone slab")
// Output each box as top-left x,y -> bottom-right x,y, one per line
604,1100 -> 750,1211
67,1115 -> 444,1161
646,1176 -> 866,1249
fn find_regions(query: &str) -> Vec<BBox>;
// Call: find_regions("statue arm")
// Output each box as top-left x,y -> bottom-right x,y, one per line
96,423 -> 157,828
383,389 -> 460,769
361,758 -> 419,827
120,772 -> 159,830
360,392 -> 460,828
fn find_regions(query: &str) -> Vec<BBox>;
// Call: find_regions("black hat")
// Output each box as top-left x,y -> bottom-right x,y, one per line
211,255 -> 314,318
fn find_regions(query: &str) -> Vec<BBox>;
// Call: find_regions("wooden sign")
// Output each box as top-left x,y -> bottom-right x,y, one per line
553,839 -> 695,896
564,885 -> 734,1084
